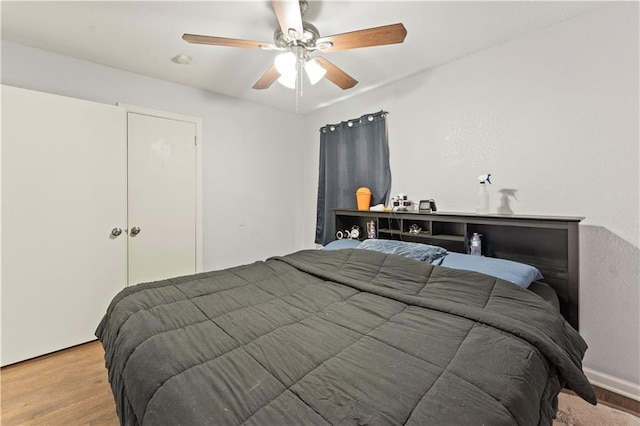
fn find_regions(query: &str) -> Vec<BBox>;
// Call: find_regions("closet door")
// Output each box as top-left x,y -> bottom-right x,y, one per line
127,112 -> 197,285
1,86 -> 127,366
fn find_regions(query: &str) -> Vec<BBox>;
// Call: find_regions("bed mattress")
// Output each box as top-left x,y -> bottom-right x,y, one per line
97,249 -> 595,426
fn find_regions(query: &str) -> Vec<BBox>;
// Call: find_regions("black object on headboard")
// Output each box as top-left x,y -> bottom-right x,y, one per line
334,209 -> 583,331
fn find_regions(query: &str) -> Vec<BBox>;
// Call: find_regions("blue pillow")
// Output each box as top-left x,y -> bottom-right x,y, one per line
323,239 -> 362,250
432,252 -> 543,288
357,239 -> 447,263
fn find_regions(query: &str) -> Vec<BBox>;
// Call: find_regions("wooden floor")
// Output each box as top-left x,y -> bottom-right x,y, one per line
1,341 -> 118,425
593,386 -> 640,417
1,341 -> 638,424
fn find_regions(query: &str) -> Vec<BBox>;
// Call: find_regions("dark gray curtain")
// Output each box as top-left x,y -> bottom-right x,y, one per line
315,111 -> 391,245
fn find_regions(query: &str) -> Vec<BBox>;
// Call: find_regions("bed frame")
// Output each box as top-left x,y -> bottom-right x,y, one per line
334,209 -> 583,331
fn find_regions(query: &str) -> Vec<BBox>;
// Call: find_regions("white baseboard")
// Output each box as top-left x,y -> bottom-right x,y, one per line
584,367 -> 640,401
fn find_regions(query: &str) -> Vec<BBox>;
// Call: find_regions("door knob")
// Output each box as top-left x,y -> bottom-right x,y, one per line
111,227 -> 123,237
130,226 -> 141,236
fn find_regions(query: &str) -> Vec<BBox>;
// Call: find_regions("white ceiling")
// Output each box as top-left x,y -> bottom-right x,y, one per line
1,1 -> 606,114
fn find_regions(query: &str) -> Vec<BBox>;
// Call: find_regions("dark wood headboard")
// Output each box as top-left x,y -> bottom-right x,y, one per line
334,209 -> 583,331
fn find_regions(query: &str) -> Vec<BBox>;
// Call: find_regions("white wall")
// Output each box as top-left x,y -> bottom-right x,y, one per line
302,3 -> 639,397
1,40 -> 307,271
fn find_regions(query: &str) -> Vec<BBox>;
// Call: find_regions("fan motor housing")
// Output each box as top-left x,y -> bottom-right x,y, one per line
274,21 -> 320,50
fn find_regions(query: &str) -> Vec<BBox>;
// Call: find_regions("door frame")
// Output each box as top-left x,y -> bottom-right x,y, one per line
118,103 -> 204,274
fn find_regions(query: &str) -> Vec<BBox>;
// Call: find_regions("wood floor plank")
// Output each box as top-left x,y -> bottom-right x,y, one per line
1,341 -> 119,425
594,386 -> 640,416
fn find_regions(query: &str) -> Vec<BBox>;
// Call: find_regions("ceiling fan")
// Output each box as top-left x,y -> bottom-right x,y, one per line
182,0 -> 407,91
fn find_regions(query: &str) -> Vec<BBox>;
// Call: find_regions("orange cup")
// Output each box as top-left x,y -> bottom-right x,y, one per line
356,187 -> 372,211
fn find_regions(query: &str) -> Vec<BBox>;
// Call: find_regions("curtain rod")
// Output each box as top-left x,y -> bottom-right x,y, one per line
319,110 -> 389,132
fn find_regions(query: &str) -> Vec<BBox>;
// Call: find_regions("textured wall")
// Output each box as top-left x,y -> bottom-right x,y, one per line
301,3 -> 639,392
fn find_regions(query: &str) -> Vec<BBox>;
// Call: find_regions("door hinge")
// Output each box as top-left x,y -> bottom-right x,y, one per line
194,136 -> 197,146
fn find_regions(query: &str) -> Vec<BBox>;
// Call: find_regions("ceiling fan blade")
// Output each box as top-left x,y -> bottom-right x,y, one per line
314,57 -> 358,90
271,0 -> 304,39
316,23 -> 407,52
183,34 -> 274,50
252,65 -> 280,90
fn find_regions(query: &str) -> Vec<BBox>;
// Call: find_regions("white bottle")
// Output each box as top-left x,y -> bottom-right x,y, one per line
476,182 -> 489,214
470,233 -> 482,256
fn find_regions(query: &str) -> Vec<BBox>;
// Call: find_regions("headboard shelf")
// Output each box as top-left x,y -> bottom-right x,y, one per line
334,209 -> 583,330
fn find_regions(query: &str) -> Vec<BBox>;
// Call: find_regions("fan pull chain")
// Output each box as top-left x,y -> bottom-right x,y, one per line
296,55 -> 303,113
295,86 -> 299,113
299,57 -> 304,97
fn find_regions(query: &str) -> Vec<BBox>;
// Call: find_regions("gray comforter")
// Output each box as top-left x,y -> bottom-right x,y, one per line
96,249 -> 596,426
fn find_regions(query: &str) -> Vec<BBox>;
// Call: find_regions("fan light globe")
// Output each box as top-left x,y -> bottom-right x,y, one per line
277,72 -> 297,89
274,52 -> 296,76
304,59 -> 326,85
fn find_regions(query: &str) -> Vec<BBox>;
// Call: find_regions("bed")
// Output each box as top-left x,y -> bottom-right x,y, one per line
97,246 -> 596,426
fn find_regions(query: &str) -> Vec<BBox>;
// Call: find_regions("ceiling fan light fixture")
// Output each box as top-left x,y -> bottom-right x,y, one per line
274,51 -> 296,76
183,1 -> 406,94
304,58 -> 326,85
277,72 -> 297,89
